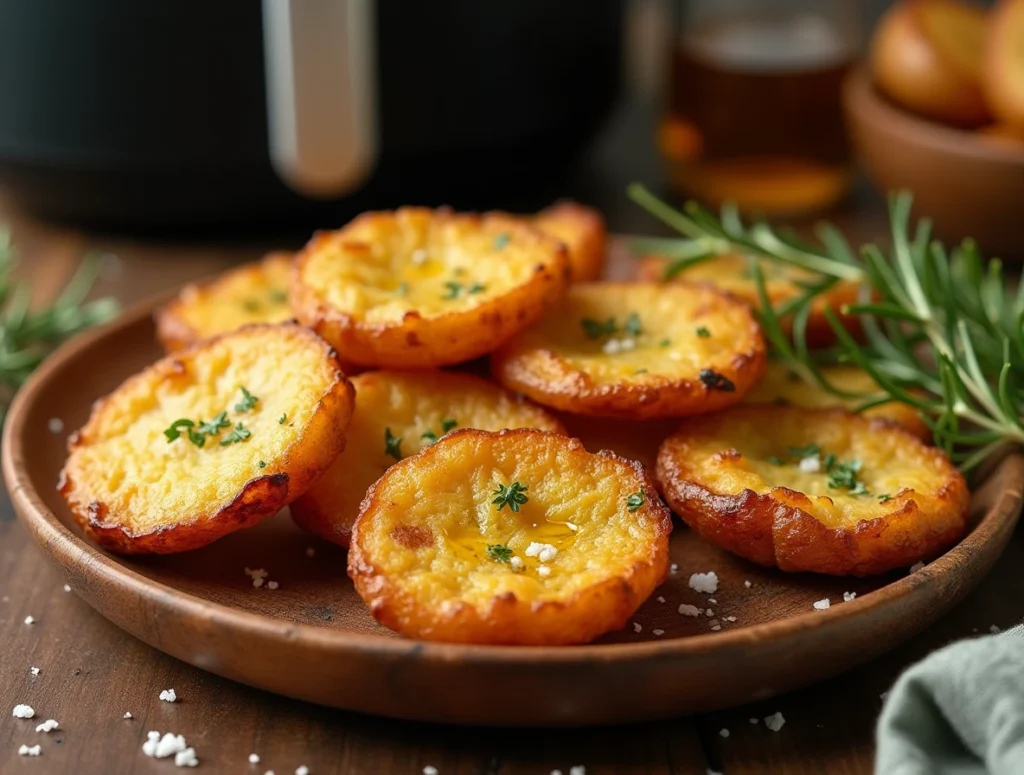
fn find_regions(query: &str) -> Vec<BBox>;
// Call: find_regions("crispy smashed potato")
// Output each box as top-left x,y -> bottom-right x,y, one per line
746,361 -> 931,441
60,323 -> 354,554
635,254 -> 863,347
291,208 -> 570,368
156,252 -> 293,352
291,370 -> 565,548
491,282 -> 766,419
348,429 -> 672,645
533,201 -> 607,282
656,405 -> 968,576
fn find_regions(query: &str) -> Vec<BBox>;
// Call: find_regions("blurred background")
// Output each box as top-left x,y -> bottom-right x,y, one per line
0,0 -> 1019,250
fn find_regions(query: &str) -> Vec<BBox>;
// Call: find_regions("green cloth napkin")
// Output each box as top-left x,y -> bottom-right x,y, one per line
876,625 -> 1024,775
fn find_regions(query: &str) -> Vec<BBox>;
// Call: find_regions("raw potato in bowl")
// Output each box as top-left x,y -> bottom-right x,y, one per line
291,208 -> 570,368
656,405 -> 969,576
155,252 -> 293,352
491,282 -> 766,418
291,370 -> 565,548
59,323 -> 355,554
635,254 -> 863,347
348,429 -> 672,645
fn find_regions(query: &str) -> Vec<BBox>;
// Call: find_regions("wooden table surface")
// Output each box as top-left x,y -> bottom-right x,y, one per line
1,186 -> 1023,775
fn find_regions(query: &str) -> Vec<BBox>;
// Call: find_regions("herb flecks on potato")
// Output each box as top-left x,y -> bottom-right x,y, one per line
60,323 -> 355,554
291,370 -> 564,548
348,429 -> 672,645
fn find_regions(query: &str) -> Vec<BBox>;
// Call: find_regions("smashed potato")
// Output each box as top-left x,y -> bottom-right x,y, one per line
291,370 -> 565,548
348,429 -> 672,645
291,208 -> 570,368
156,252 -> 293,352
533,201 -> 607,282
59,323 -> 354,554
656,405 -> 968,576
746,361 -> 931,442
635,254 -> 863,347
491,282 -> 766,419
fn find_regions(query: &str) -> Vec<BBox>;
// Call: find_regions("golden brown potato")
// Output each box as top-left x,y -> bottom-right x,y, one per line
291,370 -> 565,548
871,0 -> 990,127
745,361 -> 931,442
533,201 -> 607,282
291,208 -> 570,369
155,252 -> 293,352
59,323 -> 355,554
635,254 -> 863,348
985,0 -> 1024,129
656,405 -> 969,576
491,282 -> 766,419
349,429 -> 672,645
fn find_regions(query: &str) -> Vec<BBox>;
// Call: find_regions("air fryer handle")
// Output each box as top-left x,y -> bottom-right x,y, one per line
262,0 -> 377,198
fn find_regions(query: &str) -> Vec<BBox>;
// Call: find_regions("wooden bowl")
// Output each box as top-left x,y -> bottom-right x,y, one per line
844,66 -> 1024,258
3,292 -> 1023,727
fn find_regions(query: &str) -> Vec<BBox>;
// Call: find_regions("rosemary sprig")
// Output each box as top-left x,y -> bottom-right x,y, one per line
0,230 -> 119,420
628,183 -> 1024,472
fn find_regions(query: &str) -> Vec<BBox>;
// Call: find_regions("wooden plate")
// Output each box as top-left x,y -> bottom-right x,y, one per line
4,294 -> 1022,727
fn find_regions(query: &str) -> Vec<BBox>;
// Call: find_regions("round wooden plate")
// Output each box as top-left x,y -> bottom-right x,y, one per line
4,296 -> 1023,727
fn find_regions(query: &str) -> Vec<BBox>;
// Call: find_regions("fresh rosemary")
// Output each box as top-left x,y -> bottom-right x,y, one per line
0,231 -> 119,420
628,183 -> 1024,473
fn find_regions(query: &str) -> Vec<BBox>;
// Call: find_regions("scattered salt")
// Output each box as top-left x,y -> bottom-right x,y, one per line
13,704 -> 35,719
798,455 -> 821,473
29,667 -> 40,676
537,566 -> 551,578
296,767 -> 310,775
843,591 -> 857,602
990,625 -> 1001,634
48,417 -> 64,434
656,596 -> 665,603
570,767 -> 586,775
764,712 -> 786,732
249,753 -> 261,764
633,622 -> 642,633
159,689 -> 177,703
36,719 -> 59,733
175,747 -> 199,767
18,744 -> 41,756
689,572 -> 718,594
24,616 -> 35,625
678,604 -> 701,617
267,581 -> 280,590
669,563 -> 679,574
63,585 -> 71,593
510,556 -> 524,572
124,712 -> 133,719
652,629 -> 665,637
719,728 -> 730,738
813,598 -> 831,610
744,580 -> 752,589
749,718 -> 759,725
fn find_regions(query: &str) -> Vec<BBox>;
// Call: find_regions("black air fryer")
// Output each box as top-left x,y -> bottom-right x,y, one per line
0,0 -> 623,230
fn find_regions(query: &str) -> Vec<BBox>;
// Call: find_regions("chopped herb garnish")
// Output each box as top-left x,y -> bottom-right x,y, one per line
234,387 -> 259,413
788,443 -> 820,460
696,326 -> 711,338
878,493 -> 892,502
851,481 -> 870,495
420,430 -> 439,445
493,233 -> 511,250
626,490 -> 645,512
659,338 -> 671,347
441,281 -> 462,300
384,427 -> 403,460
258,460 -> 266,469
278,413 -> 287,424
441,418 -> 458,432
581,317 -> 618,340
421,418 -> 457,446
219,422 -> 251,446
823,452 -> 837,471
395,282 -> 409,296
242,298 -> 261,313
163,419 -> 205,447
268,289 -> 288,304
767,455 -> 784,466
699,368 -> 736,392
197,411 -> 230,437
623,312 -> 643,337
468,282 -> 486,295
492,481 -> 529,513
486,544 -> 513,563
827,459 -> 863,491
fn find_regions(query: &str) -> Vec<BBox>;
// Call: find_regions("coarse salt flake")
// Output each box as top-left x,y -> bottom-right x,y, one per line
678,604 -> 701,617
13,704 -> 35,719
656,596 -> 665,603
688,572 -> 718,594
843,591 -> 857,602
30,667 -> 40,676
175,747 -> 199,767
24,616 -> 35,625
159,689 -> 177,702
423,767 -> 439,775
798,455 -> 821,473
267,581 -> 280,590
602,337 -> 636,355
296,767 -> 310,775
749,718 -> 759,724
633,622 -> 642,633
910,561 -> 925,573
124,712 -> 133,719
764,712 -> 786,732
18,744 -> 41,756
744,580 -> 752,588
36,719 -> 59,732
63,585 -> 71,592
48,417 -> 64,434
525,542 -> 556,560
670,563 -> 679,574
708,598 -> 717,604
705,609 -> 714,617
249,753 -> 261,764
537,565 -> 551,578
719,728 -> 730,738
570,767 -> 586,775
724,616 -> 737,622
510,556 -> 524,572
652,629 -> 665,636
813,598 -> 831,610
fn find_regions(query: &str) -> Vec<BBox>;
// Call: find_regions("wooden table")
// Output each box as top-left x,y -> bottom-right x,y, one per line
1,174 -> 1023,775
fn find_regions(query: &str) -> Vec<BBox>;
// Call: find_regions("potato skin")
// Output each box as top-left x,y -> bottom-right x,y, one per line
155,252 -> 294,352
635,254 -> 863,348
59,323 -> 355,554
349,429 -> 672,645
745,361 -> 931,442
533,201 -> 607,282
291,370 -> 566,548
291,208 -> 570,369
656,406 -> 969,576
492,282 -> 766,419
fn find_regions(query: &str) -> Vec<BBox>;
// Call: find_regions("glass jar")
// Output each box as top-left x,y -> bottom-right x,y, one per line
659,0 -> 861,215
